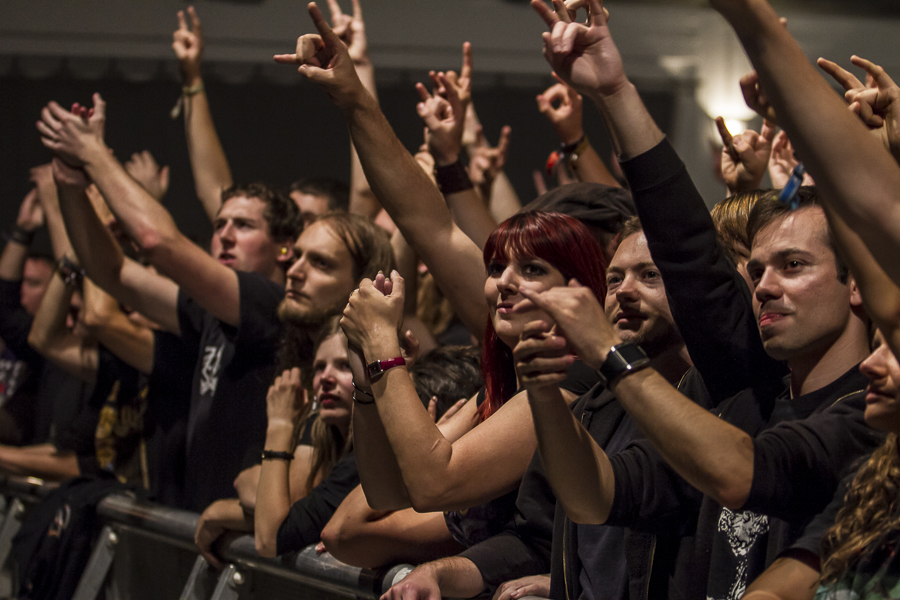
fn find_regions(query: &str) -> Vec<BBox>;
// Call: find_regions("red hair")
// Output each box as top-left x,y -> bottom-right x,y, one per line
479,211 -> 608,420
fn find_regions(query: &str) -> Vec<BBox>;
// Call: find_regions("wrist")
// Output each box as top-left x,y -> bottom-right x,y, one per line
362,334 -> 403,366
264,422 -> 295,451
181,71 -> 203,88
433,151 -> 460,168
557,129 -> 585,147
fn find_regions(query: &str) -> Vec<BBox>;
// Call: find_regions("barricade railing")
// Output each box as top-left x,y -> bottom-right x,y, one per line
0,476 -> 413,600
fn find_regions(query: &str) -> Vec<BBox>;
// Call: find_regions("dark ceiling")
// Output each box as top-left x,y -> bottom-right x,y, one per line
505,0 -> 900,17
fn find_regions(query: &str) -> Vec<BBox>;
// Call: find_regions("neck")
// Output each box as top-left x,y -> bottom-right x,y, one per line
267,265 -> 287,287
788,319 -> 869,398
649,343 -> 693,386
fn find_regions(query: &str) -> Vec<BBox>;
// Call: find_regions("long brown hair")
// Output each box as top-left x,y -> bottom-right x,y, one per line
820,434 -> 900,583
304,316 -> 353,495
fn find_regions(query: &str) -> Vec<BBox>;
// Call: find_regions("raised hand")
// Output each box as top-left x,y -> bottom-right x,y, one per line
37,93 -> 107,167
15,189 -> 44,232
124,151 -> 170,201
715,117 -> 775,195
326,0 -> 368,65
537,75 -> 584,145
172,6 -> 204,84
818,56 -> 900,162
265,367 -> 308,434
340,271 -> 405,358
274,3 -> 364,109
467,125 -> 512,194
739,71 -> 778,124
518,279 -> 615,369
513,320 -> 575,391
416,74 -> 465,166
768,130 -> 815,189
531,0 -> 627,101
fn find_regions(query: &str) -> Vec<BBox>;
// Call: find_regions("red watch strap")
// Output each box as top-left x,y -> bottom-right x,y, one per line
367,356 -> 406,380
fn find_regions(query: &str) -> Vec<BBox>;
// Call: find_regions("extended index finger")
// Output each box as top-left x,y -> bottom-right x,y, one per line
326,0 -> 344,20
817,57 -> 864,92
851,55 -> 897,91
531,0 -> 561,28
308,2 -> 340,46
188,6 -> 202,34
177,10 -> 188,31
460,42 -> 473,81
587,0 -> 607,26
714,116 -> 734,150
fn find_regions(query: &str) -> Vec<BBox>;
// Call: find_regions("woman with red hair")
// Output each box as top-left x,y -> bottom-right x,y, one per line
340,210 -> 607,548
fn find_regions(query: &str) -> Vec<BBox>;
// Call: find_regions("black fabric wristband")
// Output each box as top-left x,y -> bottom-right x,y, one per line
352,381 -> 375,405
261,450 -> 294,461
7,226 -> 35,246
435,159 -> 474,195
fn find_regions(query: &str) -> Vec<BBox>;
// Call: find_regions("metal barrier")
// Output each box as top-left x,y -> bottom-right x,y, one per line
0,476 -> 414,600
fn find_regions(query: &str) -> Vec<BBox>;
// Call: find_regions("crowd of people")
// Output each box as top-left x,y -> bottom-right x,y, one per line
2,0 -> 899,598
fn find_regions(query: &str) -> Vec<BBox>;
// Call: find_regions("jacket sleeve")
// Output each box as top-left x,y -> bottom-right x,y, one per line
619,139 -> 786,404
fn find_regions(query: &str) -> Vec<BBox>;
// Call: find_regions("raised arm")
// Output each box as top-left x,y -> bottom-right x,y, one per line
0,189 -> 43,282
254,368 -> 308,557
417,73 -> 497,249
328,0 -> 382,220
39,96 -> 242,328
536,77 -> 620,187
51,157 -> 180,334
275,4 -> 489,338
715,117 -> 775,196
172,7 -> 232,221
532,0 -> 783,403
711,0 -> 900,287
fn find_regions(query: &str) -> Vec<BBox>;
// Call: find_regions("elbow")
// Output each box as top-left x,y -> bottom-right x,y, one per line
713,481 -> 751,511
81,305 -> 114,331
254,533 -> 278,558
319,522 -> 344,559
132,224 -> 177,259
27,329 -> 49,354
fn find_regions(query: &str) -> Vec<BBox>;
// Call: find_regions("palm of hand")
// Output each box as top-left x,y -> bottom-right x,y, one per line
552,26 -> 624,97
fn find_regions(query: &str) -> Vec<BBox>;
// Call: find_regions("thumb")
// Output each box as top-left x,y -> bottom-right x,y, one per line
568,278 -> 583,287
390,270 -> 406,299
159,166 -> 171,192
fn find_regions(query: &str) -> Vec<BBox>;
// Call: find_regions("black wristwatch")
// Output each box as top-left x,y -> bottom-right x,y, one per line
597,343 -> 650,387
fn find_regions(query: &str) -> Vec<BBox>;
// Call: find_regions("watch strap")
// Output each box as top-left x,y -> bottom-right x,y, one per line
366,356 -> 406,381
597,343 -> 650,387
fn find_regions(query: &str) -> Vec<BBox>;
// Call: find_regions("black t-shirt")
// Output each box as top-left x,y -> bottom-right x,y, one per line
175,271 -> 284,511
0,278 -> 90,445
607,366 -> 881,600
276,450 -> 360,554
55,345 -> 147,482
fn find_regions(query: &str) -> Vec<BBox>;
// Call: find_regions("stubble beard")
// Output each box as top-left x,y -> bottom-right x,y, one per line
277,295 -> 345,327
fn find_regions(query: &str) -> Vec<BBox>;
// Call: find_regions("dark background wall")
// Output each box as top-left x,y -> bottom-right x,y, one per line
1,68 -> 674,256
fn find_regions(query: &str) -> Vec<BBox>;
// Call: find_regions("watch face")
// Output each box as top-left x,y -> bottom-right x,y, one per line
366,361 -> 383,380
616,344 -> 650,367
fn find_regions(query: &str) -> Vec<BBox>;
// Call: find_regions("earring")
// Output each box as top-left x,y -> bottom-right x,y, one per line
281,247 -> 289,255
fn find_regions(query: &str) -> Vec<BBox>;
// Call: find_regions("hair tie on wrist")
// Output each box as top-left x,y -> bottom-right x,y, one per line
352,381 -> 375,405
170,82 -> 205,119
261,450 -> 294,461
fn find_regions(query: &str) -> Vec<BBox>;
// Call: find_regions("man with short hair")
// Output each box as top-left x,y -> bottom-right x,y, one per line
289,178 -> 350,229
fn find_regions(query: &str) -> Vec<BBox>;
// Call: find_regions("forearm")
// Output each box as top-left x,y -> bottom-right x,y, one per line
444,188 -> 497,249
27,274 -> 73,353
716,0 -> 900,280
254,423 -> 296,557
82,149 -> 183,257
425,557 -> 488,599
0,241 -> 28,281
352,394 -> 412,510
611,368 -> 754,509
182,79 -> 233,221
0,444 -> 79,480
487,172 -> 522,223
348,61 -> 382,219
589,83 -> 665,161
570,142 -> 621,187
823,204 -> 900,357
343,94 -> 488,337
39,189 -> 72,261
527,385 -> 615,524
82,279 -> 155,375
322,485 -> 459,569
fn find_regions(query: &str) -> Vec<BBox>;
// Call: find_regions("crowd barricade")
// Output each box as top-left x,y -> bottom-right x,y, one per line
0,475 -> 414,600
